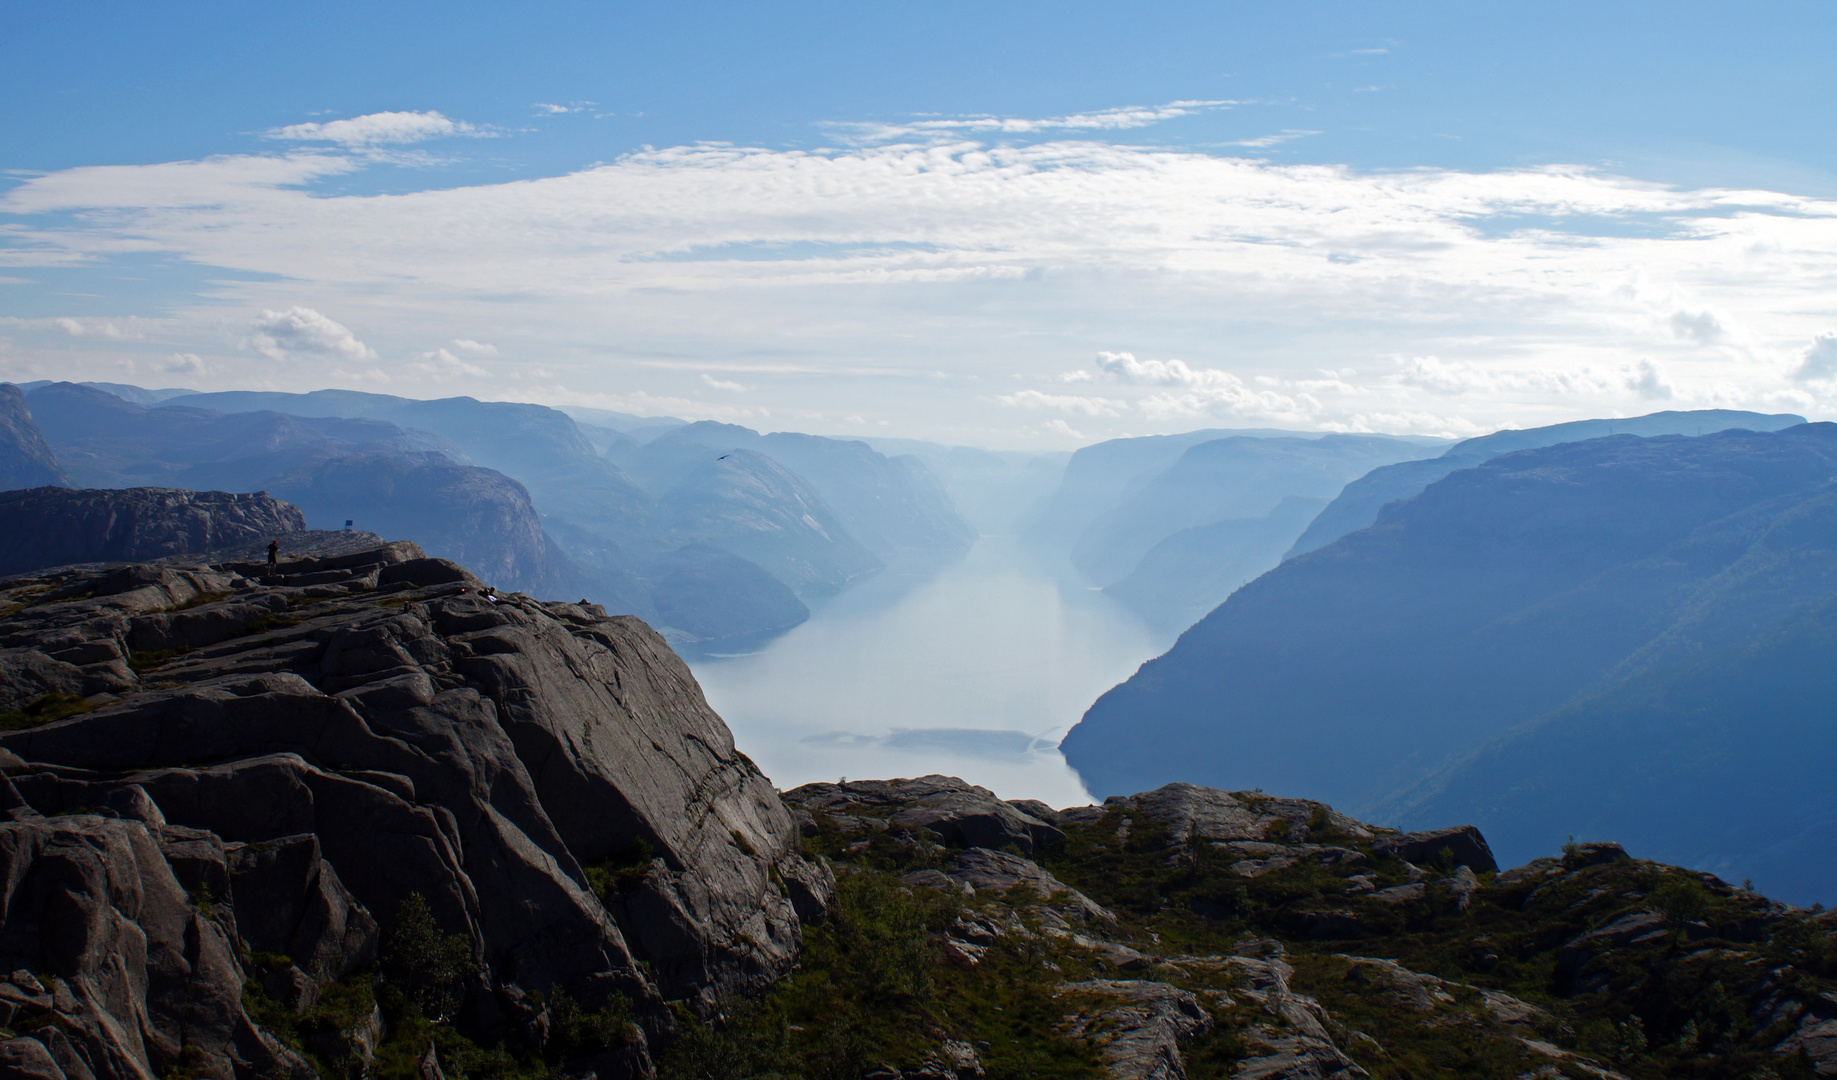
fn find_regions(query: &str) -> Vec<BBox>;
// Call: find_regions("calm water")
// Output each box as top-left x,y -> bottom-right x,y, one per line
689,537 -> 1168,808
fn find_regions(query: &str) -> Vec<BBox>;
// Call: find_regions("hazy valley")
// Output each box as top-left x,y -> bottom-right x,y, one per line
0,380 -> 1833,1079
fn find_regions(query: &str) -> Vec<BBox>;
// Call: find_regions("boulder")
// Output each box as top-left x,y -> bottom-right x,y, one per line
1371,825 -> 1497,873
932,847 -> 1115,925
0,650 -> 88,713
1060,979 -> 1214,1080
227,833 -> 380,987
1569,841 -> 1630,866
785,775 -> 1064,854
1117,783 -> 1374,846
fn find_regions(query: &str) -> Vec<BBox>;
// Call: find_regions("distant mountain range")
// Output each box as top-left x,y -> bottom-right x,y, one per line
1021,427 -> 1447,635
0,382 -> 973,652
1063,420 -> 1837,902
1286,409 -> 1805,559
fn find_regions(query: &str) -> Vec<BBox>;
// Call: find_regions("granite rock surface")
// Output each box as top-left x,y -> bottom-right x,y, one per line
0,543 -> 832,1079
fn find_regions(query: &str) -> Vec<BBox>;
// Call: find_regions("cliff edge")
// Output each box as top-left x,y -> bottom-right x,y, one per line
0,542 -> 832,1079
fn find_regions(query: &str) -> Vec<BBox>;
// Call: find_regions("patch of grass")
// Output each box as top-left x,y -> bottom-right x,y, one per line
798,809 -> 945,875
653,868 -> 1105,1080
130,648 -> 192,673
0,692 -> 96,731
175,590 -> 232,611
245,613 -> 303,635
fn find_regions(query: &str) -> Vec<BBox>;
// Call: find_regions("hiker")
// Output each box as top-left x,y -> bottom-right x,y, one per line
266,539 -> 279,573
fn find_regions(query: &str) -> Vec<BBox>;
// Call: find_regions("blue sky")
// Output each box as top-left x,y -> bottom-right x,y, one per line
5,1 -> 1837,445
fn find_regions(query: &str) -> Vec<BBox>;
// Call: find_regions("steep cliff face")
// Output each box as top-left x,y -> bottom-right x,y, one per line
266,452 -> 581,600
0,384 -> 67,490
1063,425 -> 1837,900
0,544 -> 831,1079
160,389 -> 658,540
654,450 -> 882,599
0,486 -> 306,577
620,422 -> 975,562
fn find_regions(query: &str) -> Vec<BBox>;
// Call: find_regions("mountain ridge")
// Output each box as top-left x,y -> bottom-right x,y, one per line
1063,424 -> 1837,903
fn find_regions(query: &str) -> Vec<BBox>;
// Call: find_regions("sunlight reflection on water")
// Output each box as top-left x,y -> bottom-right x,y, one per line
689,536 -> 1167,808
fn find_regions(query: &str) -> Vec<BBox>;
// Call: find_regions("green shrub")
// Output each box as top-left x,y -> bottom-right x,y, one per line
544,986 -> 639,1064
584,837 -> 655,900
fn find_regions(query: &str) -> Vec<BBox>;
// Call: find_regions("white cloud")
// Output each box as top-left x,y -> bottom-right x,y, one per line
8,113 -> 1837,443
1626,358 -> 1675,400
995,390 -> 1125,416
50,317 -> 132,339
1794,333 -> 1837,383
534,102 -> 595,115
1393,356 -> 1625,398
266,111 -> 475,146
700,373 -> 749,392
1066,351 -> 1329,422
1221,130 -> 1320,149
828,100 -> 1234,143
1331,411 -> 1486,438
408,347 -> 488,379
1137,383 -> 1319,425
1088,351 -> 1239,390
159,353 -> 207,375
245,307 -> 376,362
1668,309 -> 1725,344
1041,419 -> 1084,439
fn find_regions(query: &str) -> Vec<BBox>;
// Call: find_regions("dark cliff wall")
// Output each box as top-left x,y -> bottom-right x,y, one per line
0,486 -> 305,577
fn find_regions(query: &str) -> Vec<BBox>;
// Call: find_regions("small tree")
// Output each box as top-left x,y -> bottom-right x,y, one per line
381,892 -> 477,1022
1615,1015 -> 1648,1064
1651,878 -> 1710,929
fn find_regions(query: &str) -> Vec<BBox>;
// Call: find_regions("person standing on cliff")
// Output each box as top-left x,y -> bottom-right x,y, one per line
266,539 -> 279,573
